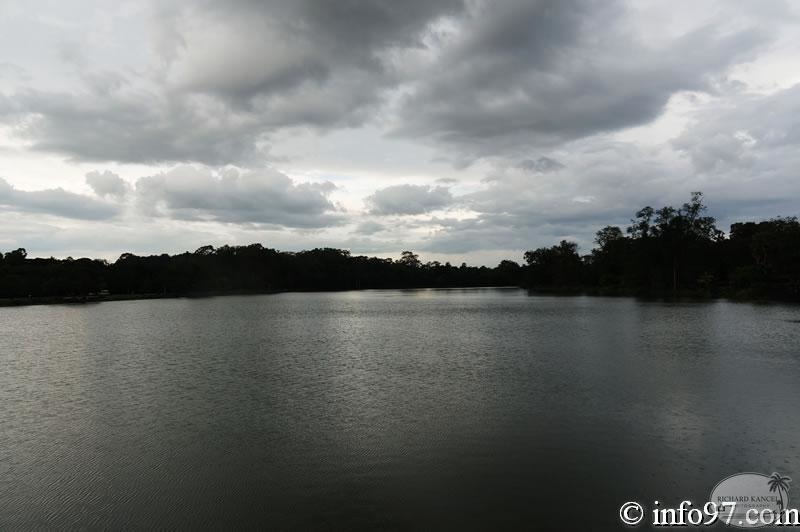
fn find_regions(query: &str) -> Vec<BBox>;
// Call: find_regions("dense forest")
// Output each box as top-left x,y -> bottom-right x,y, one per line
1,192 -> 798,303
0,246 -> 522,301
525,192 -> 800,300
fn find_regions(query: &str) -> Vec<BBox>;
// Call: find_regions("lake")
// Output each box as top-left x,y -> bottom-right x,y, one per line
2,288 -> 799,529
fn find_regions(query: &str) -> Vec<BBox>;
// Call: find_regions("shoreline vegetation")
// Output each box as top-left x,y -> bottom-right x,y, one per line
2,193 -> 799,308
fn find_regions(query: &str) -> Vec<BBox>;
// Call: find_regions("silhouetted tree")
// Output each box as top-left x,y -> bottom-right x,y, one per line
3,248 -> 27,265
595,226 -> 624,250
398,251 -> 421,268
627,206 -> 654,239
524,240 -> 582,288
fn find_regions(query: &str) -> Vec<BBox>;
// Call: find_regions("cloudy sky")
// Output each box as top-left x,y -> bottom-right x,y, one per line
1,0 -> 799,265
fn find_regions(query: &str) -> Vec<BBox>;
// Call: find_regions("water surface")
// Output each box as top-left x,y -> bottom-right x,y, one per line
2,289 -> 799,529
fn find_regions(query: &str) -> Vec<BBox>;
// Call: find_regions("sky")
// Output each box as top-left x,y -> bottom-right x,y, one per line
1,0 -> 800,266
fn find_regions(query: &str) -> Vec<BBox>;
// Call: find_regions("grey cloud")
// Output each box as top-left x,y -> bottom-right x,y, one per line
86,170 -> 129,199
670,84 -> 800,221
0,177 -> 120,220
7,87 -> 264,165
519,157 -> 565,173
673,85 -> 800,175
1,0 -> 465,164
0,0 -> 775,167
366,184 -> 453,215
417,214 -> 594,254
407,138 -> 696,254
169,0 -> 464,99
418,90 -> 800,255
161,0 -> 465,131
353,220 -> 386,235
395,0 -> 769,160
464,140 -> 682,220
0,62 -> 28,80
134,165 -> 341,228
673,131 -> 755,173
58,40 -> 87,67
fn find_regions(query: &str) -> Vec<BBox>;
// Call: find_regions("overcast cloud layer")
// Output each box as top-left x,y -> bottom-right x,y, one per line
1,0 -> 799,264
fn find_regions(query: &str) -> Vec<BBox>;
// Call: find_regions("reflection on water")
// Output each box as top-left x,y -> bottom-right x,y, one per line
1,289 -> 799,529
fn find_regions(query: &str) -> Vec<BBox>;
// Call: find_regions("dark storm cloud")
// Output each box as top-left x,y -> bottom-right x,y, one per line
366,184 -> 454,215
156,0 -> 466,135
0,178 -> 120,220
0,0 -> 465,164
0,0 -> 773,166
177,0 -> 466,98
134,166 -> 341,228
395,0 -> 768,159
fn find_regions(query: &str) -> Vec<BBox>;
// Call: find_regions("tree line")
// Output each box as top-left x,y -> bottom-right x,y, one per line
1,192 -> 798,302
0,246 -> 523,301
523,192 -> 800,300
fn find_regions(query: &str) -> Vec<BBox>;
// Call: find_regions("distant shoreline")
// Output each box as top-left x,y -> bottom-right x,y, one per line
0,285 -> 516,309
2,285 -> 796,309
0,292 -> 177,308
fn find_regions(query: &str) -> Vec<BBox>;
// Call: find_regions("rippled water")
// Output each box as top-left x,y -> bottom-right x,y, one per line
2,289 -> 800,529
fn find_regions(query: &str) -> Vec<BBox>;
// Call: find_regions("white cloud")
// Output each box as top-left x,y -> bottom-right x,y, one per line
86,170 -> 129,199
134,165 -> 342,228
0,176 -> 120,220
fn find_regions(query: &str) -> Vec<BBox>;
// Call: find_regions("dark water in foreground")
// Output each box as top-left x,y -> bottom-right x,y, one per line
2,289 -> 800,530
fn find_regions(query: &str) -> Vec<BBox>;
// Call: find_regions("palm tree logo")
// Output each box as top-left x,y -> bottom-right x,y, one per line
767,472 -> 792,511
